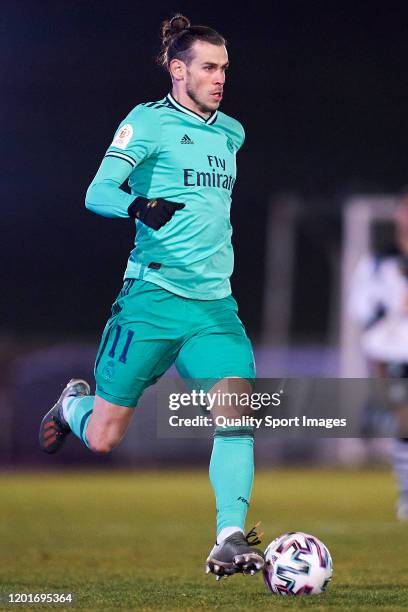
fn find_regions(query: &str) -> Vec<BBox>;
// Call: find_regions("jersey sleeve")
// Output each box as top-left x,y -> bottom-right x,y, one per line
85,105 -> 161,218
226,116 -> 245,152
105,104 -> 161,166
235,122 -> 245,151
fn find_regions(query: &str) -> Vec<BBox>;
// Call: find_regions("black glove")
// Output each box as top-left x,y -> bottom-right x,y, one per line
128,197 -> 185,230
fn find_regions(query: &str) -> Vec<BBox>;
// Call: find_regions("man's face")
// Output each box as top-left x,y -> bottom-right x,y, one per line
184,41 -> 229,114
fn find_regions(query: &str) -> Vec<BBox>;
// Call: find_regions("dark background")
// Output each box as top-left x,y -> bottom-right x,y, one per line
2,1 -> 407,339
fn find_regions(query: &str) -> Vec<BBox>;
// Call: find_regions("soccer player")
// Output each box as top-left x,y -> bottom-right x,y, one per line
39,14 -> 264,576
348,188 -> 408,519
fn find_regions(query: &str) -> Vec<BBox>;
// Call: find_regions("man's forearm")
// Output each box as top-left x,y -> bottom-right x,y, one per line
85,155 -> 135,218
85,178 -> 135,218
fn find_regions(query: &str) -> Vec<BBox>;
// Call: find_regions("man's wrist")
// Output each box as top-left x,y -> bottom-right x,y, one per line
128,196 -> 147,219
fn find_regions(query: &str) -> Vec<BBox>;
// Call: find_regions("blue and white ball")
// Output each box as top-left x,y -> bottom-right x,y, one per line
263,532 -> 333,596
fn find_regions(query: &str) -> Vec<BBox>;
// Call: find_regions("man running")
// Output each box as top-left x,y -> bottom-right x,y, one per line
39,13 -> 263,578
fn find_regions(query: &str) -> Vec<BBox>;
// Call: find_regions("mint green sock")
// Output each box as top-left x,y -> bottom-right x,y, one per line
64,396 -> 94,448
209,427 -> 254,538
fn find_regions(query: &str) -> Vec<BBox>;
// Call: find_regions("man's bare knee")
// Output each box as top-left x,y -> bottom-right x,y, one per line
208,376 -> 253,419
87,431 -> 120,454
86,395 -> 134,454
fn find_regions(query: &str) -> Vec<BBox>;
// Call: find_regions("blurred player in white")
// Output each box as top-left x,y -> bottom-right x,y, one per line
349,188 -> 408,519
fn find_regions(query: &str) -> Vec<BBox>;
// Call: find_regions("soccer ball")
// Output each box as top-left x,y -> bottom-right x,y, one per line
263,531 -> 333,596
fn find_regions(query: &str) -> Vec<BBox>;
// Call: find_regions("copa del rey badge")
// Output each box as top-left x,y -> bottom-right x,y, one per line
112,123 -> 133,149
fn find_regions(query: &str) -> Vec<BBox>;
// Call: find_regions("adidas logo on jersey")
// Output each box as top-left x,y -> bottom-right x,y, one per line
180,134 -> 194,144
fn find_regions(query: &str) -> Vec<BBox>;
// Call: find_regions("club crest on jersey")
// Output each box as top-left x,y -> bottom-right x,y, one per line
102,360 -> 115,382
226,137 -> 235,153
112,123 -> 133,149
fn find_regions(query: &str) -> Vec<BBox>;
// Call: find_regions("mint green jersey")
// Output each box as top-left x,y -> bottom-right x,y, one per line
85,94 -> 245,299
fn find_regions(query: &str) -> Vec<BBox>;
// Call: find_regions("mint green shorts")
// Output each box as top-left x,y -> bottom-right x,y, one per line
94,279 -> 255,407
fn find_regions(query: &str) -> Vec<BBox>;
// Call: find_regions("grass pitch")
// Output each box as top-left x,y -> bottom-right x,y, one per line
0,468 -> 407,611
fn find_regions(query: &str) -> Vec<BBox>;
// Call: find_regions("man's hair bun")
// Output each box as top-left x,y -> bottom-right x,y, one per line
161,14 -> 190,46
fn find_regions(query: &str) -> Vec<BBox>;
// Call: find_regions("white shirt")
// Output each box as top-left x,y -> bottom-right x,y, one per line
349,253 -> 408,361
